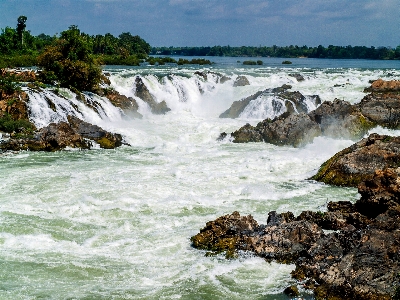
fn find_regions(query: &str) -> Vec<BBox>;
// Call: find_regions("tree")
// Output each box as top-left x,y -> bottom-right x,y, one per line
38,26 -> 102,92
16,15 -> 27,47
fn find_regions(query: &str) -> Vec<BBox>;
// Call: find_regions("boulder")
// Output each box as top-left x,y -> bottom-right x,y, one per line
289,73 -> 305,82
256,113 -> 321,147
134,76 -> 171,114
231,123 -> 263,143
358,92 -> 400,129
311,133 -> 400,187
308,99 -> 375,139
233,76 -> 250,87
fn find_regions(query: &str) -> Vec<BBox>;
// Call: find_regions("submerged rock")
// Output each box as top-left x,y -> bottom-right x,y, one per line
311,133 -> 400,187
191,169 -> 400,299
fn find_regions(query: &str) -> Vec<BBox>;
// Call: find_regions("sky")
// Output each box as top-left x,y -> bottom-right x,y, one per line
0,0 -> 399,47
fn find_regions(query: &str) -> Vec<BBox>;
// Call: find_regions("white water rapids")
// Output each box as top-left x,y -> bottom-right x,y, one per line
0,58 -> 399,299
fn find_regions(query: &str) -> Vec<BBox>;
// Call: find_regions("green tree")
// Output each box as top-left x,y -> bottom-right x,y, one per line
38,25 -> 101,92
16,15 -> 27,47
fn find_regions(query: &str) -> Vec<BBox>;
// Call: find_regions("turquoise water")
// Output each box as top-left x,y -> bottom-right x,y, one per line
0,58 -> 399,299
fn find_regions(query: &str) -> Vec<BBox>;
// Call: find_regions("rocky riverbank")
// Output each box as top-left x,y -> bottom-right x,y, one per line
191,168 -> 400,299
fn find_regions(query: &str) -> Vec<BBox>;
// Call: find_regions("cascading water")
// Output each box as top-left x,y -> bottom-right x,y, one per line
1,57 -> 400,299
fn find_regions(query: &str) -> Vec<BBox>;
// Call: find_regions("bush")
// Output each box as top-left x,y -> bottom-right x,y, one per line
0,113 -> 33,133
243,60 -> 256,65
282,60 -> 292,64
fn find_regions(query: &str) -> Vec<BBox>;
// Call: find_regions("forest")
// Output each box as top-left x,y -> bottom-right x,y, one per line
151,45 -> 400,60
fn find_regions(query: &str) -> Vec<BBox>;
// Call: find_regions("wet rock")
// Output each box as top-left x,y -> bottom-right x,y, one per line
100,88 -> 142,118
311,133 -> 400,187
358,92 -> 400,129
0,121 -> 90,151
233,76 -> 250,87
0,116 -> 123,151
283,285 -> 299,297
356,168 -> 400,218
134,76 -> 171,114
289,73 -> 305,82
190,211 -> 259,258
231,123 -> 263,143
219,91 -> 263,118
308,99 -> 375,139
67,115 -> 122,149
220,85 -> 319,119
255,113 -> 321,147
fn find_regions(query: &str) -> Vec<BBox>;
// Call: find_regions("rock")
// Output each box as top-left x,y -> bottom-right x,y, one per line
255,113 -> 321,147
100,88 -> 142,118
356,168 -> 400,218
134,76 -> 171,114
0,116 -> 123,151
311,133 -> 400,187
233,76 -> 250,87
283,285 -> 299,297
67,116 -> 122,149
358,92 -> 400,129
190,211 -> 259,258
289,73 -> 305,82
364,79 -> 400,93
219,91 -> 263,118
231,123 -> 263,143
0,121 -> 90,151
219,85 -> 319,119
308,99 -> 375,139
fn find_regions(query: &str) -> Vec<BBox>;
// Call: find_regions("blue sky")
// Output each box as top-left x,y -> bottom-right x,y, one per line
0,0 -> 398,47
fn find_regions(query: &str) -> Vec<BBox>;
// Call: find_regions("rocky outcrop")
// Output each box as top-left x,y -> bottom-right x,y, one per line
0,116 -> 122,151
134,76 -> 170,114
311,133 -> 400,187
191,169 -> 400,299
219,85 -> 321,119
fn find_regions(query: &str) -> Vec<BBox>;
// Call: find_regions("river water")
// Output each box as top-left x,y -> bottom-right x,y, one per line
1,57 -> 400,299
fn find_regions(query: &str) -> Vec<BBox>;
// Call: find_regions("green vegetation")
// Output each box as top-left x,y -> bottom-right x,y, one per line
243,60 -> 263,65
0,113 -> 33,134
282,60 -> 292,64
37,26 -> 102,91
152,45 -> 400,60
0,73 -> 21,97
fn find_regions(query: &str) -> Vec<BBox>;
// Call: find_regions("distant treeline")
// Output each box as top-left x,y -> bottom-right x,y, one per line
151,45 -> 400,60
